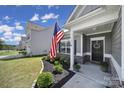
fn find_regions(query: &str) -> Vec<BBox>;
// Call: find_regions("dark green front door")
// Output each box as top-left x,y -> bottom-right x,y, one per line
92,40 -> 103,62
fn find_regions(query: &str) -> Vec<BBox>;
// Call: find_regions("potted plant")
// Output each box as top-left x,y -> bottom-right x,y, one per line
101,62 -> 109,72
74,64 -> 81,72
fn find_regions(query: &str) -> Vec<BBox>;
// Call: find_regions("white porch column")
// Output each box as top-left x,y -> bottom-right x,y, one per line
81,34 -> 83,56
70,29 -> 74,71
121,6 -> 124,81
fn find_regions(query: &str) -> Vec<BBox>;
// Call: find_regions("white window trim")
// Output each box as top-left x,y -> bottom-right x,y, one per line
60,39 -> 70,54
90,36 -> 105,61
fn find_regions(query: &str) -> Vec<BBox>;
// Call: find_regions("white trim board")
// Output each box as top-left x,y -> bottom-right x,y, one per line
111,55 -> 121,81
86,30 -> 111,36
122,6 -> 124,81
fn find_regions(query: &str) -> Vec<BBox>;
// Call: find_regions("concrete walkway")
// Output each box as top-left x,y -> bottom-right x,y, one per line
62,73 -> 105,88
62,62 -> 111,88
0,55 -> 24,60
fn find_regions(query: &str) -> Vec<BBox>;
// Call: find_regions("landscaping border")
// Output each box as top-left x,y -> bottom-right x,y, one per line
32,60 -> 44,88
51,70 -> 75,88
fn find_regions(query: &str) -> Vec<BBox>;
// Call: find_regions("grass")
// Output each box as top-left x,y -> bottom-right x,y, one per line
0,50 -> 19,56
0,57 -> 42,88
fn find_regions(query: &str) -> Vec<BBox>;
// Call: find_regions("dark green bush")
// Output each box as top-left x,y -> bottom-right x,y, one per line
19,50 -> 27,55
41,56 -> 47,61
74,64 -> 81,72
54,54 -> 61,61
46,55 -> 50,61
54,60 -> 59,65
101,62 -> 109,72
60,55 -> 70,69
36,72 -> 54,88
54,65 -> 64,74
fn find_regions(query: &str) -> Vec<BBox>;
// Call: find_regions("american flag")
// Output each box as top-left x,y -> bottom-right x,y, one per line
50,22 -> 64,60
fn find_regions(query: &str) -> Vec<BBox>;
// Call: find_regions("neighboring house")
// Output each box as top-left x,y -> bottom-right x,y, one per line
25,22 -> 54,55
59,5 -> 124,82
18,36 -> 27,50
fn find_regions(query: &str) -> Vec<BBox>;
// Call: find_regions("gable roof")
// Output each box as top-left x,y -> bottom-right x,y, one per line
26,21 -> 46,32
65,5 -> 103,25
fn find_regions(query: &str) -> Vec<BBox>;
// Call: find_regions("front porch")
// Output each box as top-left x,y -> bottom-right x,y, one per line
63,62 -> 123,88
62,62 -> 111,88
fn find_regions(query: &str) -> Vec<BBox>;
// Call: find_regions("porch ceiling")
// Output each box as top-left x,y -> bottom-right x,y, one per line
76,22 -> 114,35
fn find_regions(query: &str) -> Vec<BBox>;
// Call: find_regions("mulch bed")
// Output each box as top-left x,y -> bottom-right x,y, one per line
35,61 -> 75,88
51,70 -> 75,88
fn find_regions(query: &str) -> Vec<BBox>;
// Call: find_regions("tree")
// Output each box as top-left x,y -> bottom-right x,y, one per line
0,39 -> 4,50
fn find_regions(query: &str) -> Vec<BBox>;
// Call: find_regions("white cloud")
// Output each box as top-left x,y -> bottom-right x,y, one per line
15,22 -> 21,26
41,13 -> 59,21
14,36 -> 21,42
0,25 -> 15,32
13,33 -> 26,37
42,20 -> 47,23
3,31 -> 13,39
16,25 -> 24,30
21,34 -> 26,37
0,37 -> 5,41
15,22 -> 24,30
30,13 -> 39,21
48,5 -> 54,9
3,16 -> 11,21
48,5 -> 59,9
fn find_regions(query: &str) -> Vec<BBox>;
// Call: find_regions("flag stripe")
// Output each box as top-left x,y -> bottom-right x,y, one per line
57,33 -> 64,43
49,23 -> 64,60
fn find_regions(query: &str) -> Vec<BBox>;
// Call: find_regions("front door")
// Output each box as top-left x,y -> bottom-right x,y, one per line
92,40 -> 103,62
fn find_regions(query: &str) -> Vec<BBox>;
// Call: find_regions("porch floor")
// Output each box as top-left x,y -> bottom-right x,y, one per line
62,62 -> 111,88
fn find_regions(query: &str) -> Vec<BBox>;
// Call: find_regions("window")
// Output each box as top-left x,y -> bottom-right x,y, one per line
60,40 -> 70,54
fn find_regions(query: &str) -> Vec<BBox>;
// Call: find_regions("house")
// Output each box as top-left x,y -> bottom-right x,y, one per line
25,22 -> 54,55
18,36 -> 27,50
59,5 -> 124,83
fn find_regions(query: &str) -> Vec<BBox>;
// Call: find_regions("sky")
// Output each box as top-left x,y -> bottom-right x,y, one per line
0,5 -> 75,45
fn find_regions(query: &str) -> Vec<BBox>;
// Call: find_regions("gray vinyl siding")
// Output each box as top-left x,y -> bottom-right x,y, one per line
79,5 -> 101,17
75,36 -> 81,54
111,9 -> 122,66
84,32 -> 112,54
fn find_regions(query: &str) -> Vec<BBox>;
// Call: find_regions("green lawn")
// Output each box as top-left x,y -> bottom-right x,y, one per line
0,50 -> 19,56
0,57 -> 42,88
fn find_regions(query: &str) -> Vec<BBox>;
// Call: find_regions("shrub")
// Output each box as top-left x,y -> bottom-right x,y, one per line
54,54 -> 61,61
101,62 -> 109,72
54,65 -> 64,74
41,55 -> 50,61
74,64 -> 81,72
19,50 -> 27,55
46,55 -> 50,61
54,60 -> 59,65
36,72 -> 54,88
60,56 -> 70,69
41,56 -> 47,61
